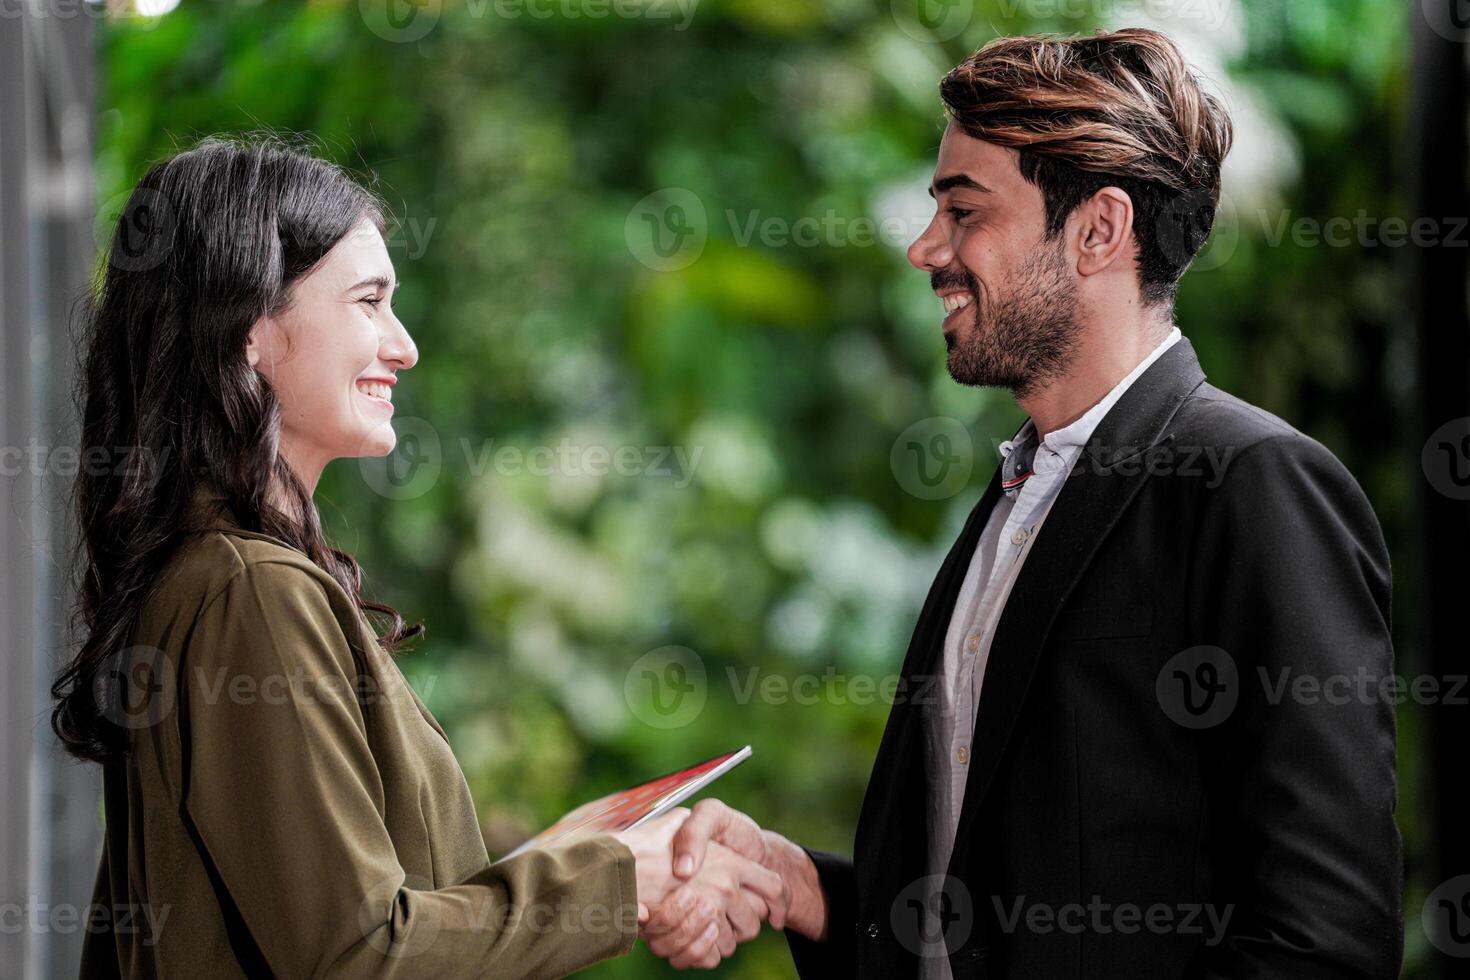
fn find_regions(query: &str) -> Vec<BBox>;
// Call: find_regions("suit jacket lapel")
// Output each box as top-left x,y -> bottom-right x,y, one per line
947,337 -> 1209,866
854,464 -> 1004,916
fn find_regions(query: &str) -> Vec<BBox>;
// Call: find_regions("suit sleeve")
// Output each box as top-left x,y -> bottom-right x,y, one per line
784,848 -> 859,979
178,560 -> 638,979
1184,434 -> 1402,979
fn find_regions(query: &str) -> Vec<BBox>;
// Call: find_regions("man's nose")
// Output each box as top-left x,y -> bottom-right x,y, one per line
907,215 -> 954,272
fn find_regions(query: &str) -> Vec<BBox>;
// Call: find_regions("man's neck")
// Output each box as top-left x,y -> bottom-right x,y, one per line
1019,312 -> 1176,440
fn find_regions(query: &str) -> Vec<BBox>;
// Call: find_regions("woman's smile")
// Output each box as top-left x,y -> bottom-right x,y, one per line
355,375 -> 395,411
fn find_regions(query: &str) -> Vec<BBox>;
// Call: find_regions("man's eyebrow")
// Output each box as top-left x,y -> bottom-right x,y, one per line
928,173 -> 992,197
347,275 -> 394,292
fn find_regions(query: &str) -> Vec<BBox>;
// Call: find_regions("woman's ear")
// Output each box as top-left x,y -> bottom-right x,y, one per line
245,317 -> 273,369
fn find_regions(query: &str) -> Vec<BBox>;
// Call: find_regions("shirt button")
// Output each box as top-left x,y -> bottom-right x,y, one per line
956,746 -> 969,764
965,633 -> 980,654
1011,528 -> 1029,546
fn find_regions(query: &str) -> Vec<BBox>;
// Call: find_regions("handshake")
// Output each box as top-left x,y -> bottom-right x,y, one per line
612,800 -> 828,969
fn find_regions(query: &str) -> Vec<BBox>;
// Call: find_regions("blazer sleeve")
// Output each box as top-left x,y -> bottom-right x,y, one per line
784,848 -> 859,979
177,559 -> 638,979
1184,433 -> 1402,979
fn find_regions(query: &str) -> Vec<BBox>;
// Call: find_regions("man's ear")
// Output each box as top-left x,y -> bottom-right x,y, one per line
1073,186 -> 1135,278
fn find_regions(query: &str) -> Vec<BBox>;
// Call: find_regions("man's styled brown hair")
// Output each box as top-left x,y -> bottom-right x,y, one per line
940,28 -> 1234,307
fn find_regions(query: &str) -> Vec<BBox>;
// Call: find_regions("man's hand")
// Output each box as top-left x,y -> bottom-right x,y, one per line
670,799 -> 829,942
614,805 -> 792,969
638,841 -> 785,969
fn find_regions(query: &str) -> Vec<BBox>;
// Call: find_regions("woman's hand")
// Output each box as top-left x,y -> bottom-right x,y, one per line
636,840 -> 788,969
612,808 -> 692,917
612,804 -> 791,969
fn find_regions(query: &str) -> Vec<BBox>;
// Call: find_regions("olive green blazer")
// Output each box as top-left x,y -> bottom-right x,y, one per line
80,484 -> 636,978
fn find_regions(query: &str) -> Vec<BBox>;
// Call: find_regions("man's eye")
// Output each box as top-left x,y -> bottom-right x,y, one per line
947,207 -> 975,221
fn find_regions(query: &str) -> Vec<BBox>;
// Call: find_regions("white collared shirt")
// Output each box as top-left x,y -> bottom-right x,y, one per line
918,326 -> 1181,977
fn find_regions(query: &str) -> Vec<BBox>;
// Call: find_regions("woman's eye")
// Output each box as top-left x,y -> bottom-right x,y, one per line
358,296 -> 382,309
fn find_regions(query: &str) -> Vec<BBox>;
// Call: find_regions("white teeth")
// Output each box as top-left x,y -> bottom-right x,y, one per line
357,380 -> 392,402
941,293 -> 974,314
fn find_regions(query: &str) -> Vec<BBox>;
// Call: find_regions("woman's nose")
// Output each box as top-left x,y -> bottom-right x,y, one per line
382,313 -> 418,370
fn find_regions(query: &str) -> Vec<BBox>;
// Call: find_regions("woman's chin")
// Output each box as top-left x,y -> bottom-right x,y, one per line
352,425 -> 398,458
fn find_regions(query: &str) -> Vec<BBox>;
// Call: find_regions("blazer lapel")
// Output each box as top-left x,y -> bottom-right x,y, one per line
947,337 -> 1209,863
854,463 -> 1004,915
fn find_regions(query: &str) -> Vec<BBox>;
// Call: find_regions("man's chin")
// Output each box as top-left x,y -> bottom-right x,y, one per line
945,351 -> 985,388
946,348 -> 1021,391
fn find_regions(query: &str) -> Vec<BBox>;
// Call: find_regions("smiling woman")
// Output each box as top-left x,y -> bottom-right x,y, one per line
52,138 -> 426,758
49,137 -> 732,979
244,215 -> 414,490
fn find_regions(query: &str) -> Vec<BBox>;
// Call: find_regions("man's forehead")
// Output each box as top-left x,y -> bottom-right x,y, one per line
932,124 -> 1018,191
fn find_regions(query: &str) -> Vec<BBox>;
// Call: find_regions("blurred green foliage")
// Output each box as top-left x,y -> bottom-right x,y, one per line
97,0 -> 1422,974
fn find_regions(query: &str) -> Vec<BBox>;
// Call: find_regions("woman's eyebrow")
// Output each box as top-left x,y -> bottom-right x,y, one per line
346,275 -> 394,292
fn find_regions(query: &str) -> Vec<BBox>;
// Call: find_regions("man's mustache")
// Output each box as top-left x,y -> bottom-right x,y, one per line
931,267 -> 977,294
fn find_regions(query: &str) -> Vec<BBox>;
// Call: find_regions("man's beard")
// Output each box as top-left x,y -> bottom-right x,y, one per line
936,236 -> 1081,400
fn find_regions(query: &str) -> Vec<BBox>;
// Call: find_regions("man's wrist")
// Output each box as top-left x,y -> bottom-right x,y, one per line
764,831 -> 828,942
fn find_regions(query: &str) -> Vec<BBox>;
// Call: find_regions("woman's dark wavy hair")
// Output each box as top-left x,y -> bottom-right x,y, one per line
52,135 -> 423,763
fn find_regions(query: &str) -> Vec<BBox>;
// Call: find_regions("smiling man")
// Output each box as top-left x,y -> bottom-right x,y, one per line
659,27 -> 1403,979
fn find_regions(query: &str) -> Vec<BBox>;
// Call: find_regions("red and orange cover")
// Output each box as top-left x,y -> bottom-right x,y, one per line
505,746 -> 752,858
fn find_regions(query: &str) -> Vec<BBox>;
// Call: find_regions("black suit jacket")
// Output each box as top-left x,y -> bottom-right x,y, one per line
787,337 -> 1402,979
